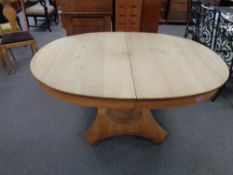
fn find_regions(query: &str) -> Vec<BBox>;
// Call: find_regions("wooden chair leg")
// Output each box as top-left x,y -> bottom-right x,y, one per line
1,49 -> 16,75
31,41 -> 38,55
9,49 -> 16,61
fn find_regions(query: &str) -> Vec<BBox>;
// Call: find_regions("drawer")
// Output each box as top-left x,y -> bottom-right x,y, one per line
116,10 -> 141,18
115,25 -> 140,32
116,0 -> 142,10
72,18 -> 105,26
125,25 -> 140,32
128,9 -> 142,18
116,0 -> 127,9
127,0 -> 143,9
116,18 -> 141,26
117,19 -> 127,26
127,18 -> 141,26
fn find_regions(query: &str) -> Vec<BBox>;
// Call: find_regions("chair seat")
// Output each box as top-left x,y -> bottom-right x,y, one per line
1,31 -> 34,45
26,4 -> 55,15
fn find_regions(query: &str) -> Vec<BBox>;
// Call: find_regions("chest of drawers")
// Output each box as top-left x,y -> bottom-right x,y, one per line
115,0 -> 143,32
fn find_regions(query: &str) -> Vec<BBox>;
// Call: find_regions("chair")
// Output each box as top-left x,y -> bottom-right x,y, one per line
25,0 -> 59,32
184,0 -> 202,41
198,3 -> 217,49
0,0 -> 38,75
212,12 -> 233,101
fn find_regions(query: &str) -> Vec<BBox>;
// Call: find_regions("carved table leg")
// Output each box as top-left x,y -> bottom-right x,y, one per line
85,109 -> 168,146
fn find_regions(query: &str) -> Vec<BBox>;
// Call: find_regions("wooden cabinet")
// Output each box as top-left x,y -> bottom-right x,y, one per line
60,0 -> 113,35
115,0 -> 143,32
62,14 -> 112,35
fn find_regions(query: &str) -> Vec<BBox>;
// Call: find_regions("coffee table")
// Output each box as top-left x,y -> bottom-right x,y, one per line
30,32 -> 229,145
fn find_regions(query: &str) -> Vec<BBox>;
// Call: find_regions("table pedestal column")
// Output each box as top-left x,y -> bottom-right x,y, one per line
85,109 -> 168,145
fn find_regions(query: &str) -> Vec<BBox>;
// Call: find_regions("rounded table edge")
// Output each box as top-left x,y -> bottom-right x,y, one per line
37,79 -> 219,110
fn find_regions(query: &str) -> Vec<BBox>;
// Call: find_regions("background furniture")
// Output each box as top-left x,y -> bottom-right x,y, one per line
59,0 -> 162,35
161,0 -> 221,23
0,0 -> 38,74
30,32 -> 229,145
25,0 -> 59,32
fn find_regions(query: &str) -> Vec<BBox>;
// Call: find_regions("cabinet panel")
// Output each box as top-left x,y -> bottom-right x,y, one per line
141,0 -> 162,32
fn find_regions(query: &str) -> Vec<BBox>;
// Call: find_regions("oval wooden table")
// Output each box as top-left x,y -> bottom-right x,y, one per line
30,32 -> 229,145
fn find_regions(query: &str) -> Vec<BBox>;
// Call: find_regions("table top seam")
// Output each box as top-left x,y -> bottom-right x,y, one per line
124,32 -> 138,106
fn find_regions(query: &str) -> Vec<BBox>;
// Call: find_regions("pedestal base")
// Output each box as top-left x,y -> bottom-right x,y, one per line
85,109 -> 168,145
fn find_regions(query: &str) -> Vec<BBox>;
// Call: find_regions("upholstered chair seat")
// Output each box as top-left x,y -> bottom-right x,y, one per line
1,31 -> 34,45
26,4 -> 55,15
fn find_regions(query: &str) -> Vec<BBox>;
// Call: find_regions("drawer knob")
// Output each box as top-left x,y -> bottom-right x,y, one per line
131,21 -> 136,25
131,13 -> 137,17
132,4 -> 137,8
120,12 -> 125,16
120,21 -> 125,25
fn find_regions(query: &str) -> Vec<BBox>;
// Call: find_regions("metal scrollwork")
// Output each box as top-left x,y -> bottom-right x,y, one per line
214,13 -> 233,78
184,0 -> 202,41
198,4 -> 217,49
214,13 -> 233,76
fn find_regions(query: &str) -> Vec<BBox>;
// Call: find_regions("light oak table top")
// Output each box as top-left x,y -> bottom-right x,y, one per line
30,32 -> 229,145
31,32 -> 229,102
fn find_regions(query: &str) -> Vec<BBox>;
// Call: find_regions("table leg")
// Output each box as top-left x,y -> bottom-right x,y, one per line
85,109 -> 168,146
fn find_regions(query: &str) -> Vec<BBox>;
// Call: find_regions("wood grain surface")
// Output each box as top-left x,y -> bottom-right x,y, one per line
126,33 -> 229,99
30,32 -> 229,107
